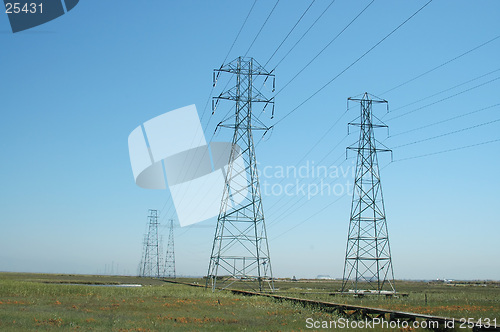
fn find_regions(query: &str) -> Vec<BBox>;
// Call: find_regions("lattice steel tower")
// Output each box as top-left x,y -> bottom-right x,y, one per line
207,57 -> 275,292
164,218 -> 176,278
139,209 -> 162,278
341,92 -> 395,294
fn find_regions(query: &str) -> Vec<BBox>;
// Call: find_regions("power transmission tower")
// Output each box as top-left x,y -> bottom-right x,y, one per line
341,92 -> 396,294
207,57 -> 275,292
164,218 -> 176,278
139,209 -> 162,278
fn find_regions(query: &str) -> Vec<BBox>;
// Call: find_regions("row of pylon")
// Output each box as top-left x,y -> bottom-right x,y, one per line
139,57 -> 396,295
139,210 -> 176,279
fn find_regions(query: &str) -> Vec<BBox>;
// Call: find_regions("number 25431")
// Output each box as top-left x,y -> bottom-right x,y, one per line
5,3 -> 43,14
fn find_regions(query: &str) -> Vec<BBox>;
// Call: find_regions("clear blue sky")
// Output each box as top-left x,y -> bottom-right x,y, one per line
1,0 -> 499,280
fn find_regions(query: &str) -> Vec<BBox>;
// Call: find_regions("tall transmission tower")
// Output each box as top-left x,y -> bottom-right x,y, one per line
139,209 -> 162,278
207,57 -> 275,292
341,92 -> 396,294
164,218 -> 176,278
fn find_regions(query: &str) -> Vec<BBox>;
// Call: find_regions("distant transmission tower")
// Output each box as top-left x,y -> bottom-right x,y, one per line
207,57 -> 275,292
341,92 -> 396,294
164,218 -> 176,278
139,209 -> 162,278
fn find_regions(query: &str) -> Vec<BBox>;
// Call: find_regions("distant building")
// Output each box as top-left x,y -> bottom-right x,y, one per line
316,275 -> 333,280
432,278 -> 453,284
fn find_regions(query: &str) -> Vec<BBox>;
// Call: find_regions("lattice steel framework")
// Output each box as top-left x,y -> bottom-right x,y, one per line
207,57 -> 275,292
341,92 -> 396,294
139,209 -> 162,278
164,218 -> 176,278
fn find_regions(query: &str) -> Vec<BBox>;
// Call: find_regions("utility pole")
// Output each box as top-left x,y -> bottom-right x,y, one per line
139,209 -> 162,278
341,92 -> 396,294
207,57 -> 275,292
164,218 -> 176,278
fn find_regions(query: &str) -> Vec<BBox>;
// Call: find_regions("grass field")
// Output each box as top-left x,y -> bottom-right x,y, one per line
0,273 -> 334,331
271,279 -> 500,321
0,273 -> 498,331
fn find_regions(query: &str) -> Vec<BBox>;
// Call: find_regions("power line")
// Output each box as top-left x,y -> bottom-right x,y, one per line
379,34 -> 500,96
169,107 -> 240,227
222,0 -> 258,66
388,103 -> 500,138
176,0 -> 257,171
385,76 -> 500,122
158,196 -> 172,219
265,3 -> 500,246
392,118 -> 500,149
272,0 -> 337,69
259,109 -> 351,219
269,76 -> 499,240
168,1 -> 492,245
244,0 -> 281,57
270,103 -> 500,238
171,106 -> 239,225
266,65 -> 496,235
266,138 -> 348,223
172,67 -> 269,238
264,0 -> 316,67
273,0 -> 433,127
271,194 -> 347,241
157,0 -> 256,221
389,68 -> 500,113
265,154 -> 357,240
392,138 -> 500,162
201,1 -> 258,123
267,152 -> 348,230
157,103 -> 234,224
185,2 -> 430,228
263,68 -> 495,222
275,0 -> 374,97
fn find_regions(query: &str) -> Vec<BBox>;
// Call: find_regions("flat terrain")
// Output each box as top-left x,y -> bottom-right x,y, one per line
271,279 -> 500,321
0,273 -> 498,331
0,273 -> 333,331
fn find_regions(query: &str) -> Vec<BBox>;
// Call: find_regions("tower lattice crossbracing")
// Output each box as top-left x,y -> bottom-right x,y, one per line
341,92 -> 396,294
139,209 -> 162,278
164,218 -> 176,278
207,57 -> 275,292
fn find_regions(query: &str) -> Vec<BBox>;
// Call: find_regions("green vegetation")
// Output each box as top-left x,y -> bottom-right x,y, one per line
0,273 -> 334,331
271,279 -> 500,321
0,273 -> 498,331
